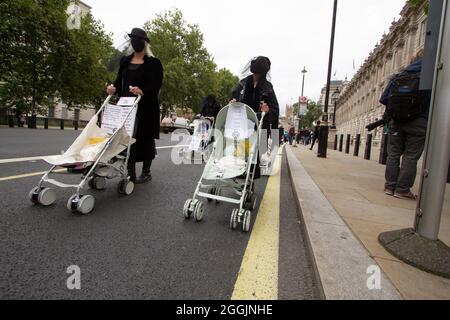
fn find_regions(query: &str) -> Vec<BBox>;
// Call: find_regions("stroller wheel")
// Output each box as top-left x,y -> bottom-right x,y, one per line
242,210 -> 252,233
193,201 -> 205,222
244,193 -> 257,211
230,209 -> 239,230
35,187 -> 57,207
67,194 -> 78,211
29,186 -> 41,204
118,179 -> 134,196
89,176 -> 106,190
215,187 -> 221,204
77,195 -> 95,215
207,187 -> 215,202
183,199 -> 196,219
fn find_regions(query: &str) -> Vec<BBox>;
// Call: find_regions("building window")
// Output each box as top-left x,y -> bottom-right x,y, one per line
419,19 -> 427,47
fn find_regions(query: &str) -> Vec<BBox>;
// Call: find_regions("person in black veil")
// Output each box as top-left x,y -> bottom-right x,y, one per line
107,28 -> 163,184
200,94 -> 221,120
231,56 -> 280,179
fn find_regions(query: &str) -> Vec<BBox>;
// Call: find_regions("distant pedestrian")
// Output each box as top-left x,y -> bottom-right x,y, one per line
310,121 -> 321,150
288,127 -> 295,146
380,59 -> 430,200
200,94 -> 221,120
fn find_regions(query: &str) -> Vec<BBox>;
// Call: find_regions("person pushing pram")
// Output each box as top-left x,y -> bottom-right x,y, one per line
230,56 -> 280,179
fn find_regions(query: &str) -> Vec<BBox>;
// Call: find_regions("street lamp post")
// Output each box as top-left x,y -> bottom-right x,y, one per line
297,67 -> 308,134
331,87 -> 340,129
318,0 -> 338,158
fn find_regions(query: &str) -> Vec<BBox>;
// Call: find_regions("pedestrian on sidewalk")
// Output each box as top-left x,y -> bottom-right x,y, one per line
380,59 -> 430,200
107,27 -> 163,184
288,127 -> 295,146
310,121 -> 321,150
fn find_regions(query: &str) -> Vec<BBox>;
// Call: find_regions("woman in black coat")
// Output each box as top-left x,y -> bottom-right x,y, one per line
231,56 -> 279,179
107,28 -> 163,184
231,56 -> 279,132
200,94 -> 221,119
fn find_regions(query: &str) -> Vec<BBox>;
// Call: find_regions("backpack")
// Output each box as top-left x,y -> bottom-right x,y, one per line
387,71 -> 426,122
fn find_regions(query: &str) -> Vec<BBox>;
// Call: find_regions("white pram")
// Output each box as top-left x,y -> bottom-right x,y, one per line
28,95 -> 140,215
184,116 -> 214,162
183,102 -> 265,232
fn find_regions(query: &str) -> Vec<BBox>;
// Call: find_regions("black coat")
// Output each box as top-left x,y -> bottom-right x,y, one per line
114,54 -> 163,161
200,102 -> 221,119
232,75 -> 279,130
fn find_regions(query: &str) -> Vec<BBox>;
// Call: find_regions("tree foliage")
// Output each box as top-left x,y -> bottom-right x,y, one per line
294,100 -> 323,129
0,0 -> 114,113
144,9 -> 238,115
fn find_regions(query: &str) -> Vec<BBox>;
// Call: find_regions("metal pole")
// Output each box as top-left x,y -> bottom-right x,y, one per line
415,0 -> 450,240
318,0 -> 338,158
298,68 -> 307,134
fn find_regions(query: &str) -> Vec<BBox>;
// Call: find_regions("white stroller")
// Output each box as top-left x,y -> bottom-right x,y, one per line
183,102 -> 265,232
28,95 -> 140,215
184,116 -> 215,162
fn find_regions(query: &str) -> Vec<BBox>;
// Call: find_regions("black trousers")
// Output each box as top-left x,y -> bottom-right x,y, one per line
127,160 -> 152,178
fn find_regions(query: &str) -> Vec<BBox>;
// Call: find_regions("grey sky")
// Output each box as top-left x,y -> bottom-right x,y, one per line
86,0 -> 407,115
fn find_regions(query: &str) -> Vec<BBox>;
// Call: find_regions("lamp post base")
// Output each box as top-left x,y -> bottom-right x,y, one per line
317,125 -> 329,158
379,228 -> 450,279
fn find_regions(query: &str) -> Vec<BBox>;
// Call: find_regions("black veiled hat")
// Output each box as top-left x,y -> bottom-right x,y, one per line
250,56 -> 271,75
128,28 -> 149,42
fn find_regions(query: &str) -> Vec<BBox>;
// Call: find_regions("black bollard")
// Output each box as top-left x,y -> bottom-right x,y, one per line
73,120 -> 79,131
44,118 -> 49,129
339,134 -> 344,152
447,161 -> 450,183
354,134 -> 361,157
365,134 -> 373,160
60,119 -> 64,130
8,115 -> 14,128
334,134 -> 338,150
379,133 -> 389,165
345,134 -> 351,154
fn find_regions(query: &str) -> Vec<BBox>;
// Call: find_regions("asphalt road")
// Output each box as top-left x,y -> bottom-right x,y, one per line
0,127 -> 318,299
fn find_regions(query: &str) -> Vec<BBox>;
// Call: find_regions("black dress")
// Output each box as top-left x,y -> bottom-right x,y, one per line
114,55 -> 164,162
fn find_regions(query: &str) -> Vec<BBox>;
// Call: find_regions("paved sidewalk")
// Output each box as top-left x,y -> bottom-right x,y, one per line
288,145 -> 450,299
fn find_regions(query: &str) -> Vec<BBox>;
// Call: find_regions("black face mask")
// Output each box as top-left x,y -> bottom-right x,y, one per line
131,38 -> 145,53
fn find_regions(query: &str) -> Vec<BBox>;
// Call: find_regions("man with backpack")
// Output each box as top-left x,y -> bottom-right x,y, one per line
380,59 -> 430,200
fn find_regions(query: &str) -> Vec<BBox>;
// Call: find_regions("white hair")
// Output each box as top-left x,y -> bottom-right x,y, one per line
125,40 -> 154,57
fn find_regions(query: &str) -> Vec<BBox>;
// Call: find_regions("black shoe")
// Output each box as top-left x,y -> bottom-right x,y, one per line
135,173 -> 152,184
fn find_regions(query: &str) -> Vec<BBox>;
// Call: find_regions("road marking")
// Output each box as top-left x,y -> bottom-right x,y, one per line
0,169 -> 65,182
0,145 -> 188,164
0,156 -> 55,164
231,146 -> 283,300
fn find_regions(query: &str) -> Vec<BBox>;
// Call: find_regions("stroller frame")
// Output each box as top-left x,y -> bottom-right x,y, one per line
185,116 -> 215,163
29,95 -> 141,215
183,103 -> 265,232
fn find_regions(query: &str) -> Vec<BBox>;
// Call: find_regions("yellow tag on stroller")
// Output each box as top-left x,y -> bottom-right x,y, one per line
88,137 -> 107,145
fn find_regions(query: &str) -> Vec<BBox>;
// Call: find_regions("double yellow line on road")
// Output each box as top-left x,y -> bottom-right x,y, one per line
231,146 -> 283,300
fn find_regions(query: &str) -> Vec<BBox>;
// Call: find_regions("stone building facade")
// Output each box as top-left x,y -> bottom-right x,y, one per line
335,2 -> 428,144
318,80 -> 348,125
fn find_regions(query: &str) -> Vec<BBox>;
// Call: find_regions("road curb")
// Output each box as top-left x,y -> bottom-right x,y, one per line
285,146 -> 401,300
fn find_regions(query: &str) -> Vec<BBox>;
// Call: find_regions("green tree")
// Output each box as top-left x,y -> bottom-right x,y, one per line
301,100 -> 323,129
216,68 -> 239,107
59,13 -> 114,110
0,0 -> 114,114
144,9 -> 237,116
